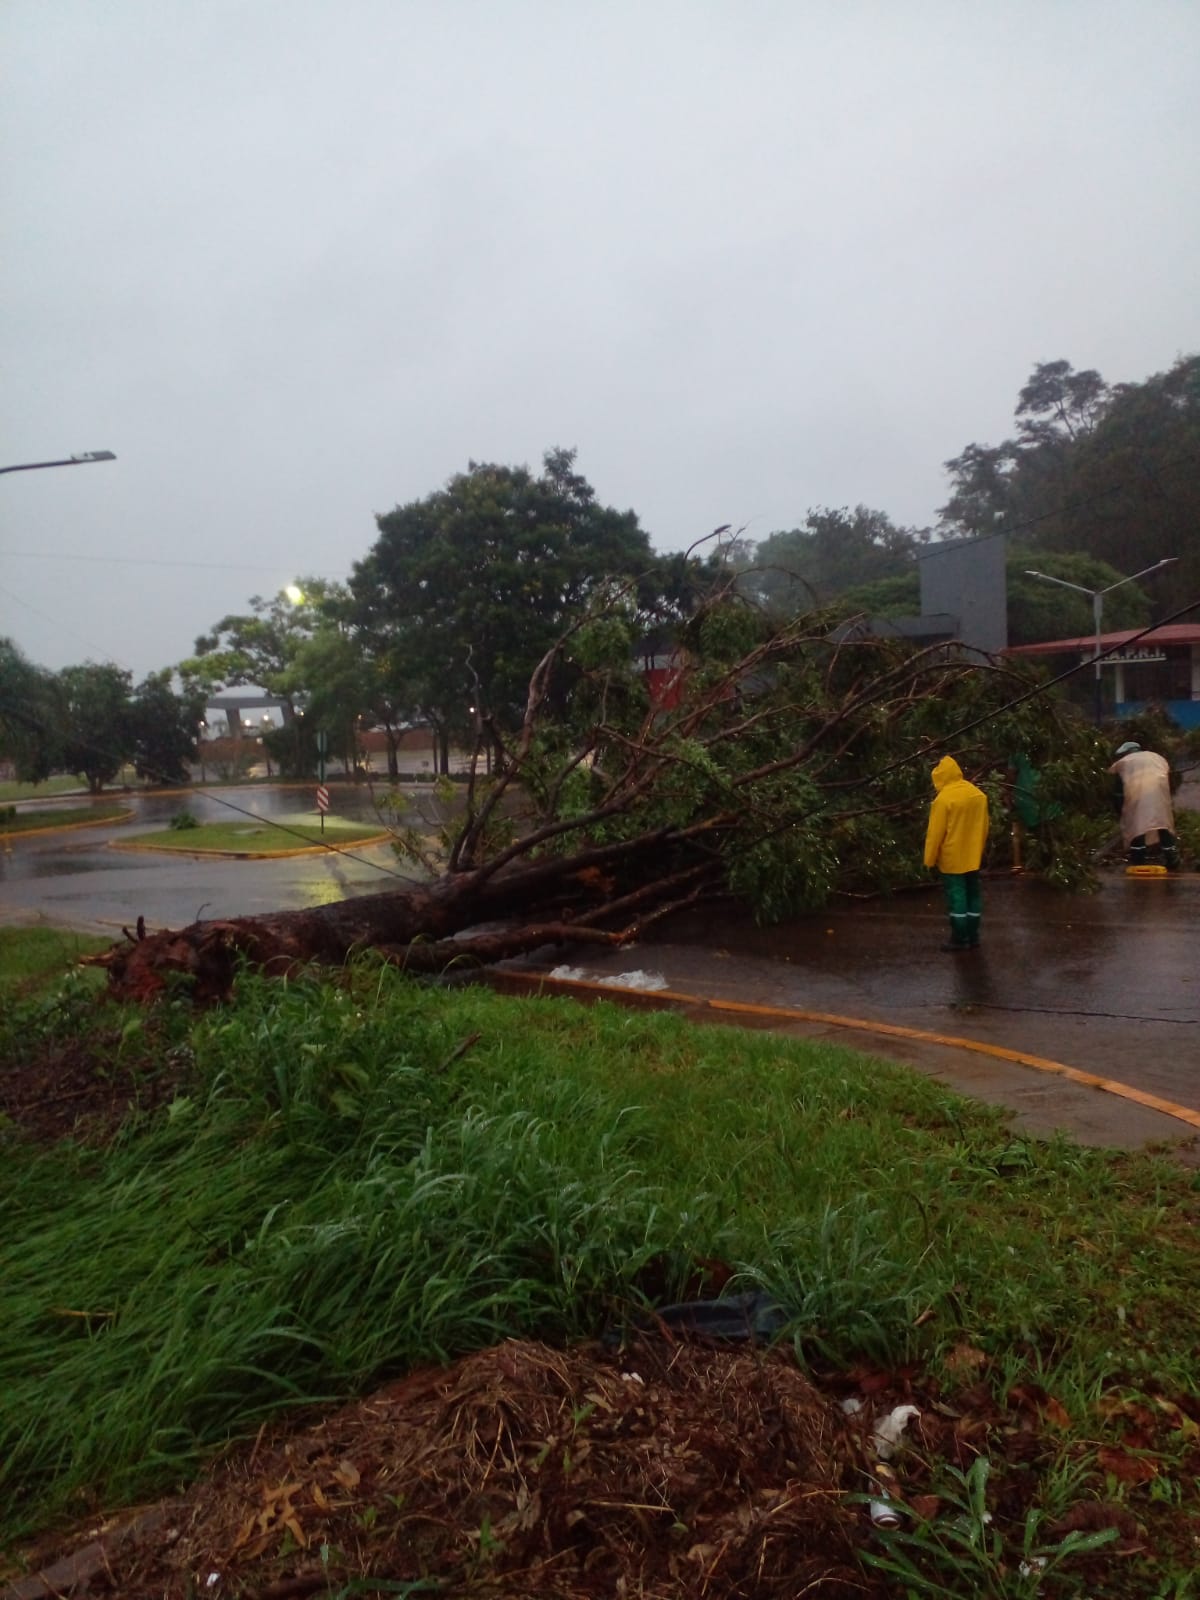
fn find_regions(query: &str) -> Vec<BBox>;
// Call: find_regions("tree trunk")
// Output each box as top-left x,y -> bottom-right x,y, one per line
92,836 -> 707,1004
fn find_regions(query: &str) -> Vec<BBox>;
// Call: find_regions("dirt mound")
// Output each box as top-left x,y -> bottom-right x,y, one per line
10,1337 -> 886,1599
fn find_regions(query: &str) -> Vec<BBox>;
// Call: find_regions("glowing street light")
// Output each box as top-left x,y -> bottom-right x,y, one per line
0,450 -> 116,475
1024,558 -> 1179,724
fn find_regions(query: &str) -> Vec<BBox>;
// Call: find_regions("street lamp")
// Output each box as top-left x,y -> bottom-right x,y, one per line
1023,558 -> 1179,724
0,450 -> 116,475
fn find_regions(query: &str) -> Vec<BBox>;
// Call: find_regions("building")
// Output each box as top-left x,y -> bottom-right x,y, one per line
1005,624 -> 1200,727
199,694 -> 291,739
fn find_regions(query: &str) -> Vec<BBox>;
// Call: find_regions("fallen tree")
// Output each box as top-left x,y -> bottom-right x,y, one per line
96,584 -> 1107,1002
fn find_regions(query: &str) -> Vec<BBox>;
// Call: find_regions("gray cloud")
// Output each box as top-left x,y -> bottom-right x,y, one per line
2,0 -> 1197,676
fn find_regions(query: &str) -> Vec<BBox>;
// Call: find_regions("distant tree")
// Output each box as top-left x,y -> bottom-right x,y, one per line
351,449 -> 656,769
835,552 -> 1151,647
1014,359 -> 1110,447
834,572 -> 921,620
739,507 -> 928,615
279,624 -> 375,778
130,671 -> 204,786
940,355 -> 1199,611
182,578 -> 344,712
1005,549 -> 1150,646
0,637 -> 62,783
55,663 -> 134,792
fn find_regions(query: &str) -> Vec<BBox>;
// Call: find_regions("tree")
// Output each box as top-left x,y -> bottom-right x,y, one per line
56,663 -> 134,792
280,624 -> 375,778
0,637 -> 63,784
350,449 -> 656,768
1005,549 -> 1150,646
739,507 -> 928,615
97,573 -> 1110,1004
834,552 -> 1152,646
182,578 -> 344,709
129,671 -> 204,786
939,355 -> 1199,612
1014,360 -> 1109,447
183,579 -> 357,779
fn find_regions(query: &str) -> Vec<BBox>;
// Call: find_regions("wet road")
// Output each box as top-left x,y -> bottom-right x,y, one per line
0,784 -> 417,930
512,874 -> 1200,1112
4,787 -> 1197,1112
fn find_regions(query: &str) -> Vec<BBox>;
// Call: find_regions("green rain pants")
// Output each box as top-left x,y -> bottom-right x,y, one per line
941,870 -> 981,948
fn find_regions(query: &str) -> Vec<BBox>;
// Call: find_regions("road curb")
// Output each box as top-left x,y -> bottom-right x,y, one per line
483,970 -> 1200,1136
1,808 -> 135,842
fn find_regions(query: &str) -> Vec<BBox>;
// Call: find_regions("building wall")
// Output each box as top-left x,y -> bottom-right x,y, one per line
918,536 -> 1008,656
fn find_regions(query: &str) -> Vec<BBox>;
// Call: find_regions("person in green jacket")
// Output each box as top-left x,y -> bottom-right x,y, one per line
924,755 -> 990,952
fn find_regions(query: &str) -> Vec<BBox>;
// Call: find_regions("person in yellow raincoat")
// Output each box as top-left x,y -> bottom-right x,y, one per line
924,755 -> 990,951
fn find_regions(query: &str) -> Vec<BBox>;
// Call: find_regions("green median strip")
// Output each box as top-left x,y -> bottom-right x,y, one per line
0,803 -> 132,836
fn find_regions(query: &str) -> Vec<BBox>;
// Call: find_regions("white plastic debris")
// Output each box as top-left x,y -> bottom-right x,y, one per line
840,1396 -> 864,1416
871,1404 -> 921,1461
548,965 -> 669,991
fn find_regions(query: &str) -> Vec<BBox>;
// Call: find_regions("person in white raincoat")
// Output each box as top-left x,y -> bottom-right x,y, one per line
1109,741 -> 1178,869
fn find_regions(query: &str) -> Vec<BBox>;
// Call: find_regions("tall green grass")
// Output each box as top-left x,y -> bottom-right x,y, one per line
2,964 -> 1197,1547
0,928 -> 111,989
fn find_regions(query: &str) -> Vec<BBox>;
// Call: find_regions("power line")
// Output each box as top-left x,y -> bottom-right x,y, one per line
0,579 -> 137,674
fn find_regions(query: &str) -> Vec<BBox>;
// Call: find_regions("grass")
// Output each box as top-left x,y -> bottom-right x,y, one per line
0,802 -> 131,836
124,817 -> 389,853
1,957 -> 1197,1592
0,928 -> 111,990
0,776 -> 85,802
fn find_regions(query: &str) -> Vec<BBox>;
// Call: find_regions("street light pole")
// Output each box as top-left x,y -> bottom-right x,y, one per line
1024,558 -> 1179,724
0,451 -> 117,475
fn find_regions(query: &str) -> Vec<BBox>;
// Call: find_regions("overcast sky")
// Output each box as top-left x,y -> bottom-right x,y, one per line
3,0 -> 1197,680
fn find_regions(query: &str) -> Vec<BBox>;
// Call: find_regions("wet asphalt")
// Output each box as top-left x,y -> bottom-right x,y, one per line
4,784 -> 1197,1140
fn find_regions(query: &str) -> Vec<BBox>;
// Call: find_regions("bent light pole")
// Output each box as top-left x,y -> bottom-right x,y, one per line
1024,558 -> 1179,724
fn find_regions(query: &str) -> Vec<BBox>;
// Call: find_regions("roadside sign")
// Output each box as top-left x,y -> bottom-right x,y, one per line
316,785 -> 330,812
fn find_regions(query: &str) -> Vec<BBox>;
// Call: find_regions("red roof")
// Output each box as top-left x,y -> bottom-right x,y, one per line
1005,624 -> 1200,657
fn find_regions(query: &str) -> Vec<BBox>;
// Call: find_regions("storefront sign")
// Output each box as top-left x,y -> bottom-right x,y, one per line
1087,648 -> 1167,668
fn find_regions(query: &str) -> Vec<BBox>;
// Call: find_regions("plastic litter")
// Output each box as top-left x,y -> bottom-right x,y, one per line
871,1403 -> 920,1460
549,965 -> 669,991
614,1289 -> 789,1345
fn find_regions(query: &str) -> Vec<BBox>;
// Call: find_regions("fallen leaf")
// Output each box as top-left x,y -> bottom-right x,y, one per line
1043,1395 -> 1071,1429
1097,1447 -> 1159,1484
945,1343 -> 988,1374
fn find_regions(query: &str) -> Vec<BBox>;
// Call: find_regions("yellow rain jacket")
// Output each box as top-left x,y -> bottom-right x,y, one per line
924,756 -> 989,873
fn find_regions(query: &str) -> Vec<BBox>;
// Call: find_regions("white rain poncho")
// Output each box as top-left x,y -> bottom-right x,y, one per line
1109,749 -> 1174,846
